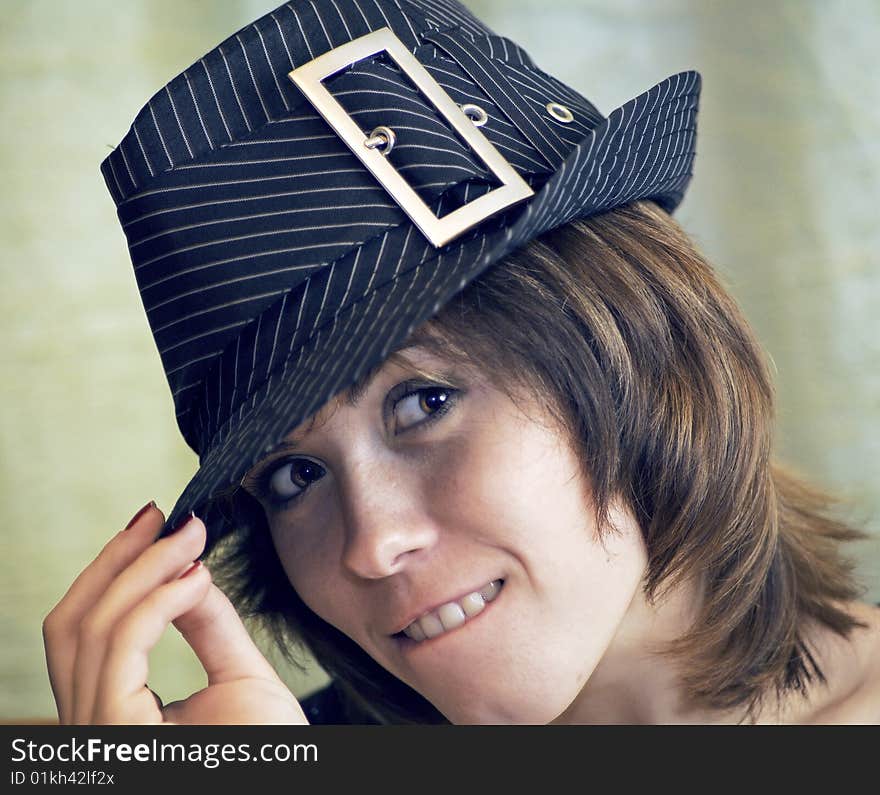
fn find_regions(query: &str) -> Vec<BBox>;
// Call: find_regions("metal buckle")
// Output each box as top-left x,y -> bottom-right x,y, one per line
288,27 -> 534,248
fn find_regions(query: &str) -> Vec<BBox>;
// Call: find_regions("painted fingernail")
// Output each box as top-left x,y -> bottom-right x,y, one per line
170,510 -> 197,534
124,500 -> 157,530
179,561 -> 202,579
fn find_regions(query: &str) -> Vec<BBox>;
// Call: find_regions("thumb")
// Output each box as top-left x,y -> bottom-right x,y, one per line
173,577 -> 281,685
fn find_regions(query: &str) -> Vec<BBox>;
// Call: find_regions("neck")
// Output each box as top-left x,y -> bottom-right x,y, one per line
549,575 -> 860,725
551,576 -> 751,724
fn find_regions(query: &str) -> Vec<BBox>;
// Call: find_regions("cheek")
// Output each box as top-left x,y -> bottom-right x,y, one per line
269,520 -> 347,625
429,409 -> 593,554
436,411 -> 646,619
419,410 -> 539,518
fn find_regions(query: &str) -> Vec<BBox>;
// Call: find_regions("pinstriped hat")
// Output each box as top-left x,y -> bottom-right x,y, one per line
100,0 -> 701,543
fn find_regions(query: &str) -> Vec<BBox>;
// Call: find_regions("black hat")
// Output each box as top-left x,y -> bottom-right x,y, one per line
100,0 -> 701,541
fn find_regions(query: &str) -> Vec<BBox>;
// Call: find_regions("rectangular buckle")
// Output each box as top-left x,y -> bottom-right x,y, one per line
288,27 -> 534,248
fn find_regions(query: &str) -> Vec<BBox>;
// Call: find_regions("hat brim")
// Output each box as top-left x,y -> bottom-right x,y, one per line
160,69 -> 700,542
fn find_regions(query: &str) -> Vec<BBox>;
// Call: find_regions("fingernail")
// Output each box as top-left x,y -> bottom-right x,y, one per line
179,561 -> 202,579
169,509 -> 197,534
124,500 -> 157,530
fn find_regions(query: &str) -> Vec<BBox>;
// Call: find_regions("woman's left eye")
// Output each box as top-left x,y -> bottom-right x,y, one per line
392,385 -> 458,433
258,458 -> 326,508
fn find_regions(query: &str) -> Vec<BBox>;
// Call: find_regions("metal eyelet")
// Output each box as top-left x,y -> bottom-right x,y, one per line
364,125 -> 397,155
546,102 -> 574,123
460,103 -> 488,127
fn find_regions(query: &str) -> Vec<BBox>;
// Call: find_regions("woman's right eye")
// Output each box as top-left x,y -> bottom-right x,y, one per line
261,459 -> 326,508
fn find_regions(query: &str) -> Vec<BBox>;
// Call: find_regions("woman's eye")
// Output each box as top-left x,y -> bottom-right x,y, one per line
255,385 -> 457,508
393,385 -> 457,433
263,459 -> 325,506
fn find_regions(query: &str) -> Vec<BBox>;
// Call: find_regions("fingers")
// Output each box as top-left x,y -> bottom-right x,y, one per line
93,562 -> 212,724
96,571 -> 285,724
172,581 -> 282,686
71,516 -> 207,724
42,502 -> 284,726
43,502 -> 166,724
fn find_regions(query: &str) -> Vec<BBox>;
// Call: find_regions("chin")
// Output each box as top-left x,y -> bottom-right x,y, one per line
434,693 -> 573,725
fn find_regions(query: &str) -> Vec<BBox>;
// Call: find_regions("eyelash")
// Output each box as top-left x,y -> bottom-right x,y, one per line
252,383 -> 460,510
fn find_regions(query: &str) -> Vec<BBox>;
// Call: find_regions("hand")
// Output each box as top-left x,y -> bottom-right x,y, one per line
42,502 -> 309,725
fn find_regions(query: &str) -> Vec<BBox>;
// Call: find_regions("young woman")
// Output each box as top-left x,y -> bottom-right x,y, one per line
44,0 -> 880,724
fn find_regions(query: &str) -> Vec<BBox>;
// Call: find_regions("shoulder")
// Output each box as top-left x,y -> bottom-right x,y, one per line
800,601 -> 880,724
841,601 -> 880,721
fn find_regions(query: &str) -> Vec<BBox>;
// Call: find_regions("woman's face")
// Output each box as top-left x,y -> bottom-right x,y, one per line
243,345 -> 648,723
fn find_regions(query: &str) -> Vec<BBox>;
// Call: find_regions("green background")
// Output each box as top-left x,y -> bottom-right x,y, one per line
2,0 -> 878,721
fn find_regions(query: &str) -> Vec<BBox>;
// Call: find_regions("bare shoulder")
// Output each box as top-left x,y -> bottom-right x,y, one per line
802,601 -> 880,724
848,600 -> 880,706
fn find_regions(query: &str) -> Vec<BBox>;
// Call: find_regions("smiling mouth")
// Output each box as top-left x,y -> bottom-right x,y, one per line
392,579 -> 504,645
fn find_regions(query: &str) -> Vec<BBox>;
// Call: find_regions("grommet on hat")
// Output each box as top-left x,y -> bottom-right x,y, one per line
99,0 -> 701,545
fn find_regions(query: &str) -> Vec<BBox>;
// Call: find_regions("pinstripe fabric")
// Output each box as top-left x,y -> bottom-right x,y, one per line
99,0 -> 702,542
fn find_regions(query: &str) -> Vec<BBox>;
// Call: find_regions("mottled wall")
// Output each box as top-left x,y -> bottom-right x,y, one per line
2,0 -> 878,720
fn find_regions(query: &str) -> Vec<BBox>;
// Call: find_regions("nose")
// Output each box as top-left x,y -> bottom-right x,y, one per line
338,457 -> 438,580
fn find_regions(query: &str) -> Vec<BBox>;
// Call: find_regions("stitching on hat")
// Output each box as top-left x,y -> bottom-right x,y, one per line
396,0 -> 491,42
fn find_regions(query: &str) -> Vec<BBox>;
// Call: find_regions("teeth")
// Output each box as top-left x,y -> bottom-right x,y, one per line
420,613 -> 445,639
459,592 -> 485,617
437,602 -> 466,631
480,581 -> 500,602
406,620 -> 426,642
401,580 -> 502,643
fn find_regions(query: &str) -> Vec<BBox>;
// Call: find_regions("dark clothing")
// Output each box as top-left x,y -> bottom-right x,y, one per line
300,680 -> 380,725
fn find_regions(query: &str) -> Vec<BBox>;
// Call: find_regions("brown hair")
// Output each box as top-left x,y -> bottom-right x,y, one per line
206,199 -> 868,723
